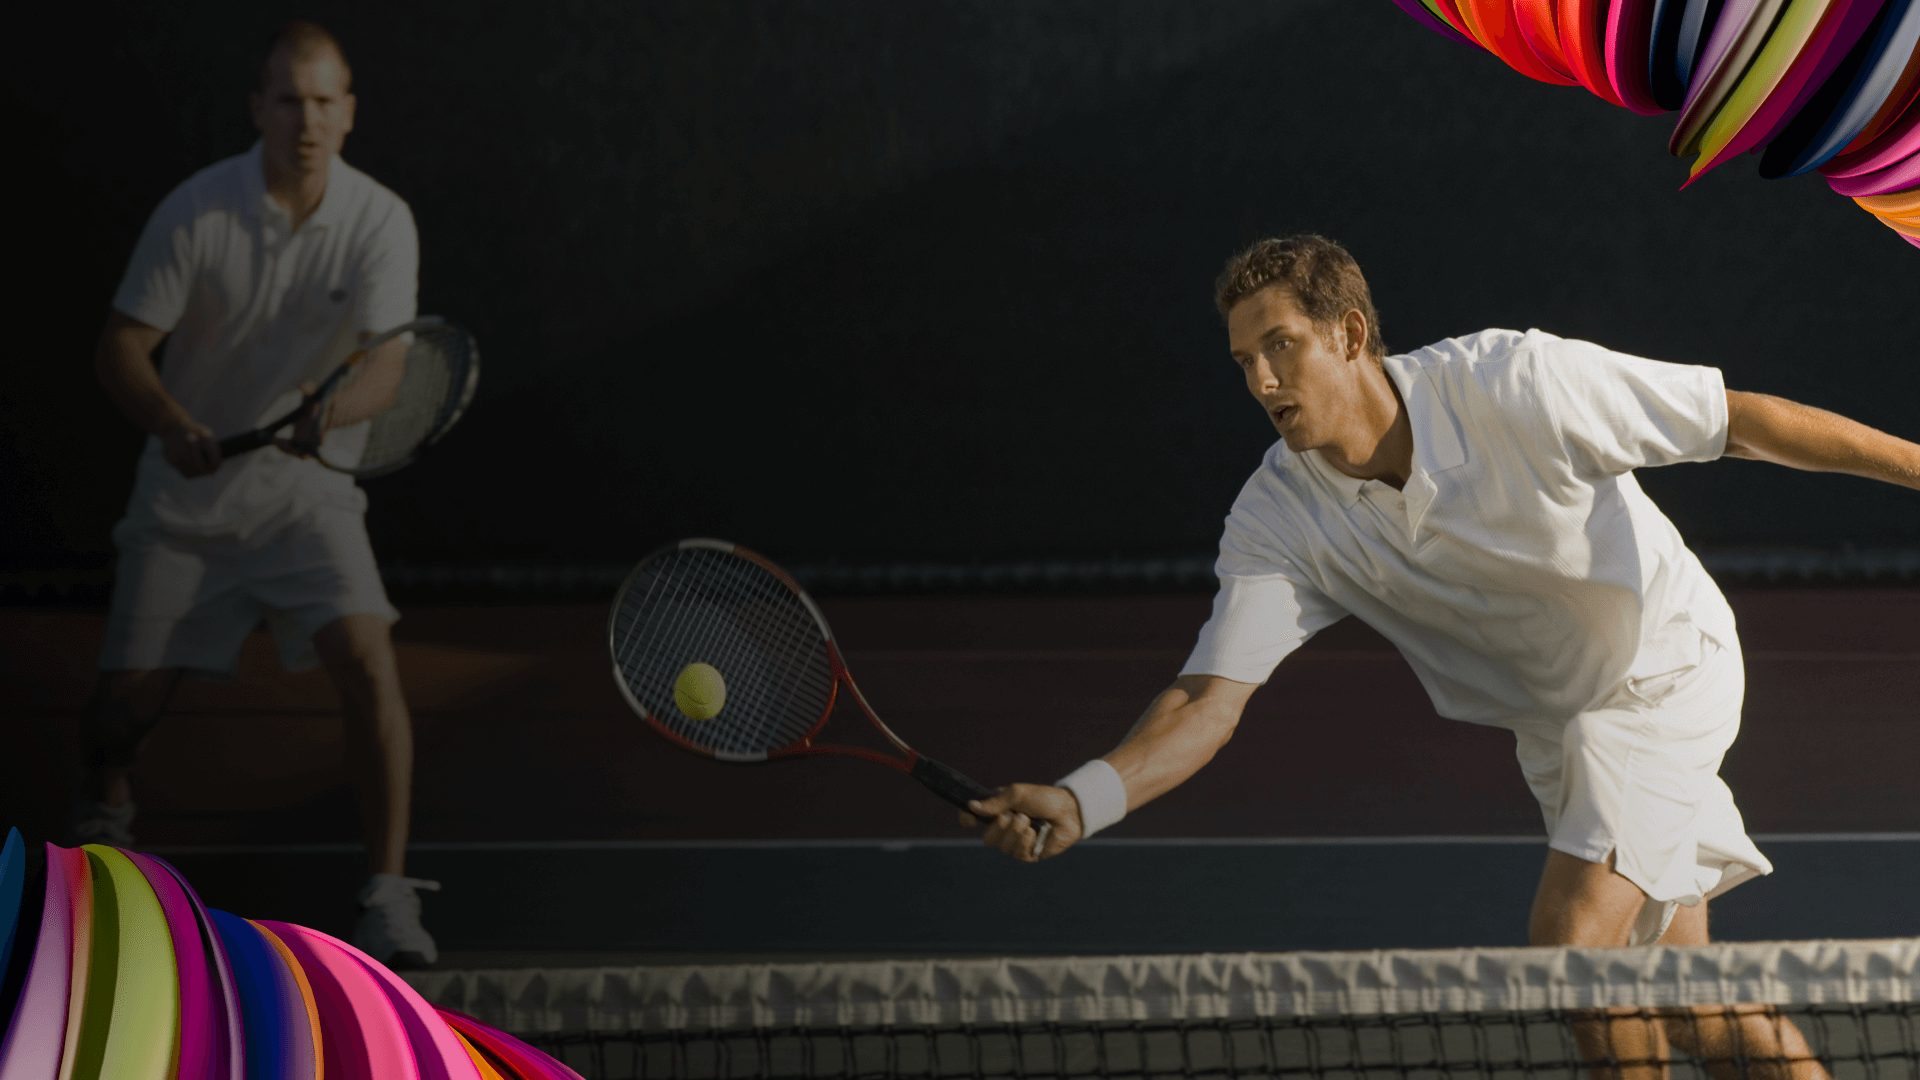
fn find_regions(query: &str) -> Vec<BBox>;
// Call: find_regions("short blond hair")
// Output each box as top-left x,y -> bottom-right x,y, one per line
259,20 -> 352,90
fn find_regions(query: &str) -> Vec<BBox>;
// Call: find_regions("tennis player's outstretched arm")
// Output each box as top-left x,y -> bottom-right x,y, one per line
962,673 -> 1260,862
1724,390 -> 1920,489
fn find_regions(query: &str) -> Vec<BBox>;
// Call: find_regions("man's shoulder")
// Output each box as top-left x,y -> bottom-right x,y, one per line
153,149 -> 259,219
1236,440 -> 1319,508
187,147 -> 265,197
1401,327 -> 1546,371
1397,328 -> 1568,405
328,157 -> 414,226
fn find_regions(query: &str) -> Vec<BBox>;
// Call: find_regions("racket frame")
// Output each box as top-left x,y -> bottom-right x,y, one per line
213,315 -> 480,478
609,539 -> 920,769
607,538 -> 1016,818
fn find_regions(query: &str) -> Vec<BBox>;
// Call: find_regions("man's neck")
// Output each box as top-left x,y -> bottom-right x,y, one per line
262,155 -> 330,232
1320,363 -> 1414,490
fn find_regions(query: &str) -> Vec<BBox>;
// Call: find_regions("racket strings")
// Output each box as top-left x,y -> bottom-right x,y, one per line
632,551 -> 829,755
685,549 -> 834,754
612,547 -> 835,757
321,326 -> 476,474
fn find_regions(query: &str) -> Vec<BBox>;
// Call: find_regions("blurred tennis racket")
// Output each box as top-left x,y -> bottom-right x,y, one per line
609,539 -> 1051,847
216,316 -> 479,478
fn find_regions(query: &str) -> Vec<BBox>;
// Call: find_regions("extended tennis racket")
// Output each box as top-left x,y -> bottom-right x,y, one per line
609,539 -> 1051,845
215,316 -> 479,478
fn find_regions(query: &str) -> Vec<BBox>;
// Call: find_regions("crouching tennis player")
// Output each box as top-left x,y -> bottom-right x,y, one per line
965,235 -> 1918,1078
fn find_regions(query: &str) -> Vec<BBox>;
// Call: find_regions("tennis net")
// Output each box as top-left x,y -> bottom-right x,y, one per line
405,940 -> 1920,1079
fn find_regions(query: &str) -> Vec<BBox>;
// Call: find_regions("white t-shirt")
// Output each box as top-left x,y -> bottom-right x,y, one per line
112,142 -> 419,537
1181,328 -> 1737,729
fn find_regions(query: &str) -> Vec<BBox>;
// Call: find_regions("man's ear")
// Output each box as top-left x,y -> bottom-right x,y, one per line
1342,308 -> 1368,361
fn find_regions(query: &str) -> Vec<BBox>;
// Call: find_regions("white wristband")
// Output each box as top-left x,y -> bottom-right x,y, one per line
1055,759 -> 1127,837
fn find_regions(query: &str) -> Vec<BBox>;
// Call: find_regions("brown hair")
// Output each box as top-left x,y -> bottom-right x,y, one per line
259,20 -> 352,90
1214,235 -> 1386,361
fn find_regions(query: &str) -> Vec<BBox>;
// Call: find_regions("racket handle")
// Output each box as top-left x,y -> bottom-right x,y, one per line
908,755 -> 996,811
217,430 -> 276,456
915,756 -> 1055,858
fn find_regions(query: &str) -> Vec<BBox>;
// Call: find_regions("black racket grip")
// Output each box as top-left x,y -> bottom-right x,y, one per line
909,755 -> 996,811
217,429 -> 277,456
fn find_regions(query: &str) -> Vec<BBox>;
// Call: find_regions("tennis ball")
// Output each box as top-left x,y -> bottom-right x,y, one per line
674,662 -> 727,721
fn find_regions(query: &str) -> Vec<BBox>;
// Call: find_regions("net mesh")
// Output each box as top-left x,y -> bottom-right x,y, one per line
405,943 -> 1920,1080
610,544 -> 836,758
321,323 -> 479,476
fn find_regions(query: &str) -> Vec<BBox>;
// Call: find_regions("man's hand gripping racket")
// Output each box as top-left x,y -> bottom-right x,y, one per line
215,316 -> 479,478
607,539 -> 1065,859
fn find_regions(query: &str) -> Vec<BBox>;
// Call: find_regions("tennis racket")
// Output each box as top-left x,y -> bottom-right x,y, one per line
608,539 -> 1051,847
215,316 -> 479,478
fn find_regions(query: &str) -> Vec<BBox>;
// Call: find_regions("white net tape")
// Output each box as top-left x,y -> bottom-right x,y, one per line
405,939 -> 1920,1034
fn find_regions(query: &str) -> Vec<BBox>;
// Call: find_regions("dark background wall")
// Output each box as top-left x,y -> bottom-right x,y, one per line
7,0 -> 1917,575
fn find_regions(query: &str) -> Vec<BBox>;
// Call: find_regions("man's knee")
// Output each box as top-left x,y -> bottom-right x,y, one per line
1658,898 -> 1710,945
1529,848 -> 1649,946
314,614 -> 402,708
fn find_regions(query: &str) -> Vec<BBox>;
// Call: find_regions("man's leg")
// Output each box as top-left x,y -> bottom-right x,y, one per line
1655,904 -> 1826,1080
1531,849 -> 1828,1080
311,613 -> 411,877
1532,849 -> 1675,1080
311,611 -> 439,967
73,668 -> 185,845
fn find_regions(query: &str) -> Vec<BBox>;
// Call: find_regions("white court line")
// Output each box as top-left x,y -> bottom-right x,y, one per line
136,832 -> 1920,856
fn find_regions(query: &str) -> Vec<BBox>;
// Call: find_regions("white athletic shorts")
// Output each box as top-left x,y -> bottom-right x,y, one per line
1514,627 -> 1771,945
99,503 -> 399,678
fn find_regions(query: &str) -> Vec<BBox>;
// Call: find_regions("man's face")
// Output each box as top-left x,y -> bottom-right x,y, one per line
1225,286 -> 1361,453
251,48 -> 355,178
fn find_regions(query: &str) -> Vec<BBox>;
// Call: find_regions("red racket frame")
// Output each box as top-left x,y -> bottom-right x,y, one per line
609,540 -> 922,772
608,538 -> 1022,829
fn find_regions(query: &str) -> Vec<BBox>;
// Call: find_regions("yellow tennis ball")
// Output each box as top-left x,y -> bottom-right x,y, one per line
674,662 -> 727,721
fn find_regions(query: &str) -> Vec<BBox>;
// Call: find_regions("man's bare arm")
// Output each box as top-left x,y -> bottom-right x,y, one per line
324,336 -> 407,429
1725,390 -> 1920,491
964,673 -> 1260,862
94,311 -> 222,477
277,335 -> 407,454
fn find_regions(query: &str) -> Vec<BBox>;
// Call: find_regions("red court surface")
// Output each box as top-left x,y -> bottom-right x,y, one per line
1,589 -> 1915,847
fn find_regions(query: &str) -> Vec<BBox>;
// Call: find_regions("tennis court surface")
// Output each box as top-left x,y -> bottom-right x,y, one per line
2,586 -> 1917,1076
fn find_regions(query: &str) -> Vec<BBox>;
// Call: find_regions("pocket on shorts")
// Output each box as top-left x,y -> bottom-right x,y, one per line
1615,620 -> 1710,708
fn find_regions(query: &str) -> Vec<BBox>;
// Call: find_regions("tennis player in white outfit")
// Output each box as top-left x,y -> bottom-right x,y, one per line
82,21 -> 441,968
966,235 -> 1918,1077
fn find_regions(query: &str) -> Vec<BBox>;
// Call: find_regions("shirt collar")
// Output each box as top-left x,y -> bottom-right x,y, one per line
1304,446 -> 1368,507
246,140 -> 349,231
243,141 -> 272,222
1384,351 -> 1467,476
1302,353 -> 1468,510
305,156 -> 352,229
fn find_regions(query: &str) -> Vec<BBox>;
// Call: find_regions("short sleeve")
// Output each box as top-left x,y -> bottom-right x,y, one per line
1533,334 -> 1729,476
111,182 -> 200,332
355,198 -> 419,335
1180,504 -> 1348,685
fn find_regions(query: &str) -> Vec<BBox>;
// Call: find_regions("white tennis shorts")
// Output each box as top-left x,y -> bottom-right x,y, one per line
99,503 -> 398,678
1514,627 -> 1771,943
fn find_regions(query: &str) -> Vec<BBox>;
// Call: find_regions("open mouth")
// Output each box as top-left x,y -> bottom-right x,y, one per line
1272,406 -> 1295,426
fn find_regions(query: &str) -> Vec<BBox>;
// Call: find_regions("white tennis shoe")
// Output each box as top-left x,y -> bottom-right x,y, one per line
69,799 -> 138,848
351,872 -> 442,968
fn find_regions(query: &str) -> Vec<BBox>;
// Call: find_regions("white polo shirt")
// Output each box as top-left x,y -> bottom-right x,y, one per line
1182,328 -> 1738,729
112,142 -> 419,538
